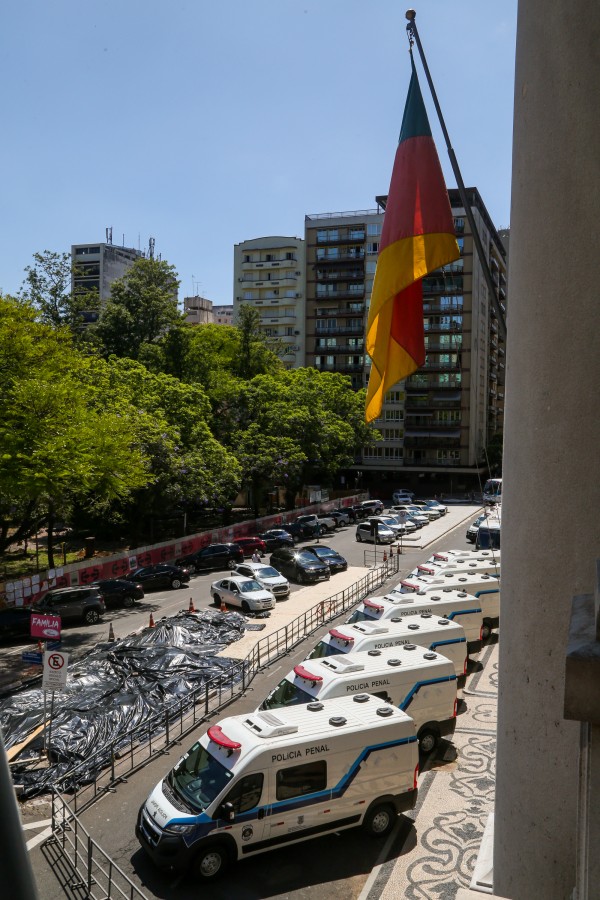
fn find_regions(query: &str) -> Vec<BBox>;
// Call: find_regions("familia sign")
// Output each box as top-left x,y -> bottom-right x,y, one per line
30,614 -> 61,641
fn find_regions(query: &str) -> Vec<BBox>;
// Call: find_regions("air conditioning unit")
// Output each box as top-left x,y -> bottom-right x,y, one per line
294,330 -> 301,335
295,271 -> 301,275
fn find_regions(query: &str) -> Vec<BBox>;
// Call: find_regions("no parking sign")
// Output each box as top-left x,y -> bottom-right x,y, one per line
42,650 -> 69,691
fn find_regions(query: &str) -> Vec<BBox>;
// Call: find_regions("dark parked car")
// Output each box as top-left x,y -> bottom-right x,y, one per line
259,529 -> 295,550
269,548 -> 330,585
125,565 -> 190,591
351,505 -> 368,520
0,606 -> 33,641
94,579 -> 145,608
176,544 -> 243,574
233,537 -> 267,558
303,545 -> 348,574
280,522 -> 313,543
33,586 -> 106,625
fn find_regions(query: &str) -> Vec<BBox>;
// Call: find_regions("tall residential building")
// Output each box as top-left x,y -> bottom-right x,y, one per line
233,236 -> 306,367
304,187 -> 507,490
71,242 -> 143,321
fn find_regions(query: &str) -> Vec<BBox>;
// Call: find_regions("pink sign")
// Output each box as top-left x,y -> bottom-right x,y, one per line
31,614 -> 62,640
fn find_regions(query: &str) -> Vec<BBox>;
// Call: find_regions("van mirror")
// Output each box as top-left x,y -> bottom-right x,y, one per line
219,801 -> 235,823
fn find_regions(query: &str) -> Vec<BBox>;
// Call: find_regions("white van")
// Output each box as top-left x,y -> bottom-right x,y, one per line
136,695 -> 419,879
260,644 -> 457,754
394,571 -> 500,642
305,614 -> 468,685
347,588 -> 484,651
412,559 -> 500,579
430,549 -> 500,565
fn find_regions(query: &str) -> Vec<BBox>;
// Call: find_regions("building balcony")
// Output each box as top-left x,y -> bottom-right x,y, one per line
311,304 -> 365,316
315,288 -> 365,301
314,343 -> 364,354
311,325 -> 364,336
423,302 -> 464,315
406,377 -> 463,389
260,313 -> 297,324
241,257 -> 298,270
314,231 -> 366,245
316,270 -> 364,282
315,251 -> 365,264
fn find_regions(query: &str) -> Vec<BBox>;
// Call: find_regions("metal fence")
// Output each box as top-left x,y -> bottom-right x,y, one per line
47,792 -> 150,900
55,553 -> 400,816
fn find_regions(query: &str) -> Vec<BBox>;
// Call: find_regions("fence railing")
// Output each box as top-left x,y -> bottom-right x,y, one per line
47,792 -> 150,900
59,553 -> 400,815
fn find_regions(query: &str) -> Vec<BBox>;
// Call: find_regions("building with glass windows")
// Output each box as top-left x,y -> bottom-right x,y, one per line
233,236 -> 306,367
304,187 -> 507,492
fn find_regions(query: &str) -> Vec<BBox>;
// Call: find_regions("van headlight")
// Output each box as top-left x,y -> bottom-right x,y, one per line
164,822 -> 196,834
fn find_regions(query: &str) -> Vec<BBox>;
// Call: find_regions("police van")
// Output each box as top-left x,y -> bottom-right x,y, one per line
394,571 -> 500,642
260,644 -> 457,754
346,587 -> 484,652
136,695 -> 419,879
412,558 -> 500,579
429,549 -> 501,565
305,614 -> 468,686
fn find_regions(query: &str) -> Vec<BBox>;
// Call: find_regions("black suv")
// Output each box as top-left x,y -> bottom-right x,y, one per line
176,544 -> 243,574
94,579 -> 145,608
33,586 -> 106,626
303,545 -> 348,574
269,548 -> 330,584
259,530 -> 295,550
125,565 -> 190,591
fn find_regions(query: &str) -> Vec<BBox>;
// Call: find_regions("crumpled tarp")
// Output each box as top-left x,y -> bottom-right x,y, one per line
2,610 -> 246,797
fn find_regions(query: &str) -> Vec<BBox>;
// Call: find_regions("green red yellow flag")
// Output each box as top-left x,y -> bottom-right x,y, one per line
365,57 -> 460,424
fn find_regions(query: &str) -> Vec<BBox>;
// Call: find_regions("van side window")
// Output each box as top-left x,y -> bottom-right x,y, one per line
223,773 -> 264,814
276,761 -> 327,801
372,691 -> 392,703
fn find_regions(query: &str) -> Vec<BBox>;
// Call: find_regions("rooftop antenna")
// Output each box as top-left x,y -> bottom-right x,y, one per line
148,237 -> 155,259
105,226 -> 113,245
122,233 -> 125,247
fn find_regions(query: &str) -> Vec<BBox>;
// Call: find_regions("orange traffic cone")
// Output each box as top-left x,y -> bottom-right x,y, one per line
220,597 -> 227,613
383,550 -> 388,562
108,622 -> 116,642
188,597 -> 196,613
397,543 -> 402,556
148,612 -> 155,628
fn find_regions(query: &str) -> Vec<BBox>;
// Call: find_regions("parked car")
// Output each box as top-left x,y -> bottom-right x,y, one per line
389,504 -> 430,528
410,501 -> 442,520
466,513 -> 488,543
233,536 -> 267,558
295,514 -> 328,536
361,499 -> 385,516
210,575 -> 275,613
303,545 -> 348,574
424,499 -> 448,516
32,586 -> 106,626
392,489 -> 415,504
332,507 -> 355,524
270,547 -> 330,584
125,564 -> 190,591
234,562 -> 290,599
259,529 -> 295,550
176,543 -> 244,573
351,504 -> 368,520
0,606 -> 33,641
94,578 -> 144,609
355,521 -> 396,544
316,513 -> 338,532
374,514 -> 418,535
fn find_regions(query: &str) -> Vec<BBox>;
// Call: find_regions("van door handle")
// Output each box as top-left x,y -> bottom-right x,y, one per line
257,808 -> 265,820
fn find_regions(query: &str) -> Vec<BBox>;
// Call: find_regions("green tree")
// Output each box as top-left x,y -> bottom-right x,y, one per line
0,297 -> 152,565
19,250 -> 99,330
93,257 -> 183,359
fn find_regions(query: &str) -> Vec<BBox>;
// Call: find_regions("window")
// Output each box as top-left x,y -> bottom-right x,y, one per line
276,761 -> 327,801
366,261 -> 377,275
367,223 -> 382,236
437,449 -> 460,461
285,252 -> 295,260
348,228 -> 365,240
367,242 -> 379,254
243,292 -> 254,300
285,327 -> 294,336
385,409 -> 403,421
316,318 -> 336,330
243,254 -> 251,262
265,254 -> 274,262
223,773 -> 264,814
454,218 -> 465,234
385,390 -> 405,404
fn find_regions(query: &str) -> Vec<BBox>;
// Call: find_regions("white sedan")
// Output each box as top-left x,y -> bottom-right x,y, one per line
355,522 -> 396,544
234,562 -> 290,599
210,576 -> 275,613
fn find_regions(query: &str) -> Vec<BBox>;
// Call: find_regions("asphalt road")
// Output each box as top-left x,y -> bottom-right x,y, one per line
20,507 -> 482,900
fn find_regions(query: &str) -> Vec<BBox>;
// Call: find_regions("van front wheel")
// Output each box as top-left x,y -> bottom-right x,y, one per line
191,843 -> 229,881
363,803 -> 395,838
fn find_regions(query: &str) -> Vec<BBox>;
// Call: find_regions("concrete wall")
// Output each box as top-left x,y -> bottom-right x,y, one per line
493,2 -> 600,897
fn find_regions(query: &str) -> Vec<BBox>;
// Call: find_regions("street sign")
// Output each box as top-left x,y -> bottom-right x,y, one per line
31,613 -> 61,640
396,511 -> 408,523
22,651 -> 43,666
42,650 -> 69,691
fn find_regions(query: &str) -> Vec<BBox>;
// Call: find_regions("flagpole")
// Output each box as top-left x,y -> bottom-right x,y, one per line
405,9 -> 507,340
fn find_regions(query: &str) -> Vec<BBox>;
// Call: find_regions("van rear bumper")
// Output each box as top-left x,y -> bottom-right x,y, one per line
467,639 -> 482,654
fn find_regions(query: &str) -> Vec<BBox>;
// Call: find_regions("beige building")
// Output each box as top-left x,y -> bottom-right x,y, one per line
304,190 -> 507,491
183,297 -> 233,326
233,236 -> 306,367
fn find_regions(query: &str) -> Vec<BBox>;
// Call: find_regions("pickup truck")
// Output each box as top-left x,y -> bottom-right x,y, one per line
296,513 -> 336,535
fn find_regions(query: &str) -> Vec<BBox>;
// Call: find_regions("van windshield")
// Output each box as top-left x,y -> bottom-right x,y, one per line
169,742 -> 233,813
346,608 -> 371,624
305,640 -> 339,660
260,678 -> 314,710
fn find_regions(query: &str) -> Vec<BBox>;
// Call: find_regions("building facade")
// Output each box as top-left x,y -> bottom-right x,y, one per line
183,297 -> 234,326
212,304 -> 233,326
233,236 -> 306,367
304,188 -> 507,491
71,242 -> 143,322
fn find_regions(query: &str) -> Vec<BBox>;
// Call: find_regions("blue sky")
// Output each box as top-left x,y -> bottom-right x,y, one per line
1,1 -> 517,305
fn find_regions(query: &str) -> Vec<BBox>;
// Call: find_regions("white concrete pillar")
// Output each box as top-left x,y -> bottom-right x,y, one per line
494,2 -> 600,898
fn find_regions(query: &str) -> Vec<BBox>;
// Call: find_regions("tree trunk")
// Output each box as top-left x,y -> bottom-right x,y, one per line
46,503 -> 55,570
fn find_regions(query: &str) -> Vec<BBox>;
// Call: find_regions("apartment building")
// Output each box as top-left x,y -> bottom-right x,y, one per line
183,297 -> 234,326
233,236 -> 306,367
304,188 -> 507,489
71,242 -> 143,322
